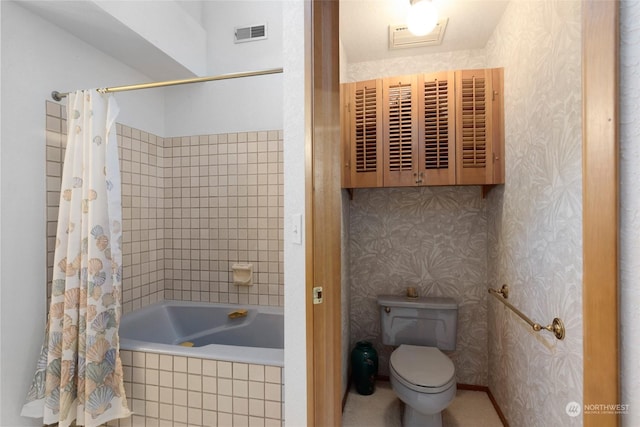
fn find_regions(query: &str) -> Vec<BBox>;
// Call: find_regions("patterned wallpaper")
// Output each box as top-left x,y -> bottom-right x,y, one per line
346,49 -> 486,82
345,45 -> 493,387
485,1 -> 583,426
348,187 -> 488,385
345,3 -> 588,423
620,1 -> 640,424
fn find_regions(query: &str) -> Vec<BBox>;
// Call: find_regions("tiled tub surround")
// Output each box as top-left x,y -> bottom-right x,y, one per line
163,132 -> 284,307
118,123 -> 167,310
108,301 -> 284,426
349,186 -> 488,386
104,351 -> 283,427
45,101 -> 284,311
45,103 -> 286,426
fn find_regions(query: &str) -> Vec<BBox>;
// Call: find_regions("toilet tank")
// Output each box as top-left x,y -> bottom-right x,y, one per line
377,295 -> 458,351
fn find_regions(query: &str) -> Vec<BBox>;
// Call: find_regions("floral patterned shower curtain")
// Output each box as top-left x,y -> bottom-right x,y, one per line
21,90 -> 131,427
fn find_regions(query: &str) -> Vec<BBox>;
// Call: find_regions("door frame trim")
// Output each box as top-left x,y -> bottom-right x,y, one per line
582,0 -> 619,425
304,0 -> 621,424
306,1 -> 342,426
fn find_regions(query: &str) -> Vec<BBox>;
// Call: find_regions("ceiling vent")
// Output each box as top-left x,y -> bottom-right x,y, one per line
389,18 -> 448,50
234,24 -> 268,43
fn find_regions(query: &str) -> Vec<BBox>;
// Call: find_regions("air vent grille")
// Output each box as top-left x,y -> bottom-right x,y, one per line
235,24 -> 268,43
389,18 -> 448,50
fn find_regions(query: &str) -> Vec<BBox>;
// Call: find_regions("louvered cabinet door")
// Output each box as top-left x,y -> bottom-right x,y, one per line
348,80 -> 383,188
418,71 -> 456,186
455,68 -> 500,185
383,75 -> 419,187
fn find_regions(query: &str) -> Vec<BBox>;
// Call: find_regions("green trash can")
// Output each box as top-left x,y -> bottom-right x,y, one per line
351,341 -> 378,395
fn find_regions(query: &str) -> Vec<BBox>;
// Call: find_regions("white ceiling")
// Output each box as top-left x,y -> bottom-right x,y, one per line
16,0 -> 205,81
17,0 -> 509,79
340,0 -> 509,63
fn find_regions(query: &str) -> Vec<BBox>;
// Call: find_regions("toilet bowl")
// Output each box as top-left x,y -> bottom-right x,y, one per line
389,345 -> 456,427
377,295 -> 458,427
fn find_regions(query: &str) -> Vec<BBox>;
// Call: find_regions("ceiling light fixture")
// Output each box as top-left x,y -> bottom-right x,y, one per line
406,0 -> 439,36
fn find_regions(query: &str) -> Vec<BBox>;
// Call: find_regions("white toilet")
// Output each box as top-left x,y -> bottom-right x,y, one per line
377,295 -> 458,427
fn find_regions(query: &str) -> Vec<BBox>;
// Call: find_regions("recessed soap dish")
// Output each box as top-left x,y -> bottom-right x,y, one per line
232,263 -> 253,286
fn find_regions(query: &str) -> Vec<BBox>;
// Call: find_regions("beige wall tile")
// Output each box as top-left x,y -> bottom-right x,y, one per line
173,372 -> 187,390
159,371 -> 172,388
173,389 -> 188,406
174,356 -> 187,373
218,377 -> 233,396
248,381 -> 264,400
233,414 -> 250,427
218,412 -> 233,426
264,401 -> 280,420
264,383 -> 280,402
217,361 -> 232,378
218,394 -> 233,413
188,390 -> 202,409
159,402 -> 173,420
159,387 -> 172,404
120,351 -> 283,426
203,393 -> 217,411
233,379 -> 248,398
173,405 -> 188,424
249,415 -> 266,427
188,373 -> 202,391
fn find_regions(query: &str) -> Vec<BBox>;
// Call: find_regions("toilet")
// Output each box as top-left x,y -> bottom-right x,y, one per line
377,295 -> 458,427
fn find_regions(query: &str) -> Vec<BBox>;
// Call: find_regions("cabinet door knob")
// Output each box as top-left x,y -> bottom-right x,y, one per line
414,171 -> 423,184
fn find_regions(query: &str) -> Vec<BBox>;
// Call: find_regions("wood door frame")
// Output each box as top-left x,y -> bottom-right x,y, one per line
306,0 -> 342,426
304,0 -> 620,424
582,1 -> 619,425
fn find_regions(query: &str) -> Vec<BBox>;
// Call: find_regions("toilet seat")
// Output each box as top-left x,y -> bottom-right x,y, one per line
390,345 -> 455,394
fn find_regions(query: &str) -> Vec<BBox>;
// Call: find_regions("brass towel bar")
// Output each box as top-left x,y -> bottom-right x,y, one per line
488,285 -> 565,340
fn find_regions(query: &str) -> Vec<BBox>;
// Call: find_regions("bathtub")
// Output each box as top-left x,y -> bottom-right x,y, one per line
119,300 -> 284,367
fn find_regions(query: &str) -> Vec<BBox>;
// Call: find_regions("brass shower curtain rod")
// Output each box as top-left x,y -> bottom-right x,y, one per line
51,67 -> 284,101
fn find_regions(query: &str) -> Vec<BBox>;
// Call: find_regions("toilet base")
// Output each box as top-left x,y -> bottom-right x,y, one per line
403,405 -> 442,427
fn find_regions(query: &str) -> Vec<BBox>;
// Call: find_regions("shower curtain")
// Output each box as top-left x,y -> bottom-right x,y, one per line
21,90 -> 131,427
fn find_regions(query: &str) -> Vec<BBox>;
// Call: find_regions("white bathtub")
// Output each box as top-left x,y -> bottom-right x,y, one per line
119,300 -> 284,367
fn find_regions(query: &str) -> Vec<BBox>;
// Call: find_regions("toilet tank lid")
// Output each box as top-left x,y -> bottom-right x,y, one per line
377,295 -> 457,310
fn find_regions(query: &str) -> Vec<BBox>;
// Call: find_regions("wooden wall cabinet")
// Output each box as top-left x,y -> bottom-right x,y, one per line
341,67 -> 504,189
419,70 -> 457,186
342,79 -> 384,188
382,74 -> 419,187
455,68 -> 505,185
